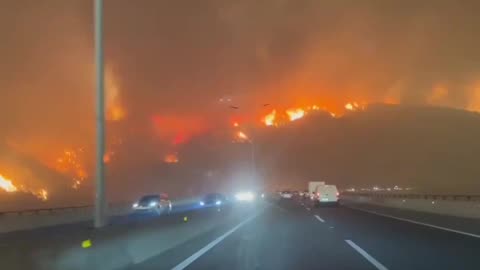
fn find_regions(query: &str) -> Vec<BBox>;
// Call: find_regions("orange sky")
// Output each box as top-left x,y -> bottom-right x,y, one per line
2,1 -> 480,199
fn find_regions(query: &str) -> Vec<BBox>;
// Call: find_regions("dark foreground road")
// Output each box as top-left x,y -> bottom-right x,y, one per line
130,199 -> 480,270
0,200 -> 208,269
3,198 -> 480,269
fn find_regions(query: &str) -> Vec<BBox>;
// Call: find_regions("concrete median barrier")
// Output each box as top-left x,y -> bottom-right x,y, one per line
0,204 -> 130,234
29,203 -> 261,270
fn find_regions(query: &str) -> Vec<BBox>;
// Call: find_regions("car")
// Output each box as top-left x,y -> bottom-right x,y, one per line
280,191 -> 293,199
199,193 -> 227,207
132,194 -> 172,215
313,185 -> 339,206
300,190 -> 309,199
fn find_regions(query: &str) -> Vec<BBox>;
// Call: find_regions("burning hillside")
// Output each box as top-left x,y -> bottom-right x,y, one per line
2,1 -> 480,207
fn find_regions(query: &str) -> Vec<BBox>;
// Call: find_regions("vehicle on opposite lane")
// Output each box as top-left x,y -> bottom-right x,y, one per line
132,194 -> 172,215
199,193 -> 228,208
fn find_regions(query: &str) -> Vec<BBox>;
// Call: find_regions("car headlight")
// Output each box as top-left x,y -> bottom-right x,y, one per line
199,201 -> 205,206
132,203 -> 139,208
149,201 -> 158,207
235,192 -> 255,201
215,200 -> 222,205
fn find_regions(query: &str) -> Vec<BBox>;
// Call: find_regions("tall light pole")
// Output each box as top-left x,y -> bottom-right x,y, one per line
249,130 -> 255,183
94,0 -> 107,228
229,104 -> 269,184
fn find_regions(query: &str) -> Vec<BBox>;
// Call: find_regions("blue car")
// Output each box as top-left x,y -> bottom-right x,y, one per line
199,193 -> 227,208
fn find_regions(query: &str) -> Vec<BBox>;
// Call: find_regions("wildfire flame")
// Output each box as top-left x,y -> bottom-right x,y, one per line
0,174 -> 17,192
345,102 -> 365,111
263,110 -> 277,126
164,153 -> 179,163
55,149 -> 88,189
34,188 -> 48,201
260,102 -> 365,126
0,173 -> 48,201
286,108 -> 306,121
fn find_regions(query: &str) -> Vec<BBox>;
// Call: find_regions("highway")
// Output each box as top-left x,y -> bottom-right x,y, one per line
2,197 -> 480,269
129,199 -> 480,270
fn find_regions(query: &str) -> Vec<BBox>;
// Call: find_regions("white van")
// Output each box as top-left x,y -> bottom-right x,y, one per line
308,181 -> 325,200
313,185 -> 339,206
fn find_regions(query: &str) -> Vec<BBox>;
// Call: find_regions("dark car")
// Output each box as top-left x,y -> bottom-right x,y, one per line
132,194 -> 172,215
199,193 -> 227,208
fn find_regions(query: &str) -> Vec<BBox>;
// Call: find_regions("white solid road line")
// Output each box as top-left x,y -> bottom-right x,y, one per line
306,207 -> 311,211
171,214 -> 258,270
314,215 -> 325,223
348,206 -> 480,239
345,240 -> 389,270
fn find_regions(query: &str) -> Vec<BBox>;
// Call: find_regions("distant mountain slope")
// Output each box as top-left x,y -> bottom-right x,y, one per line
257,104 -> 480,193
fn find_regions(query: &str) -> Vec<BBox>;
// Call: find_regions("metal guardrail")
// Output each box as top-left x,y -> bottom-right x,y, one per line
341,192 -> 480,202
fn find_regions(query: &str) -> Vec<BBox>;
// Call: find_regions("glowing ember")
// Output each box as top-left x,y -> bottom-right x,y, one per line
55,149 -> 88,189
0,174 -> 17,192
164,153 -> 179,163
237,131 -> 249,140
35,188 -> 48,201
103,151 -> 115,164
286,108 -> 305,121
345,102 -> 364,111
263,110 -> 277,126
73,180 -> 81,189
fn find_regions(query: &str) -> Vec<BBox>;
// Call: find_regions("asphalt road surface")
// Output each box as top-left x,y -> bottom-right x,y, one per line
0,200 -> 207,270
129,198 -> 480,270
3,198 -> 480,269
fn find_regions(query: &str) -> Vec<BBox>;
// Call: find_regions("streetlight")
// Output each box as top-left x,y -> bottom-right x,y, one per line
229,104 -> 270,183
94,0 -> 106,228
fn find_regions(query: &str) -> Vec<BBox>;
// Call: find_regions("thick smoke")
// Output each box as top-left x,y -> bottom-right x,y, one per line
1,1 -> 480,205
2,1 -> 480,138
